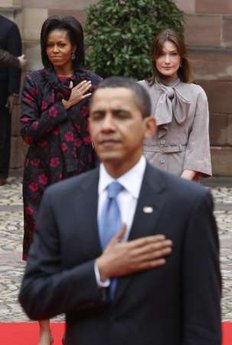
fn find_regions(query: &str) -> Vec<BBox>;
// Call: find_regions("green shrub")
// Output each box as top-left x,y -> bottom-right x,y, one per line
85,0 -> 184,79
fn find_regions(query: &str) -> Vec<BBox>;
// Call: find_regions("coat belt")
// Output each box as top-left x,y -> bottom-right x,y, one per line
144,144 -> 187,153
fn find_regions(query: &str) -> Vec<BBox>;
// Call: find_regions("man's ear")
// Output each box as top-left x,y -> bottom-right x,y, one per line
144,116 -> 156,139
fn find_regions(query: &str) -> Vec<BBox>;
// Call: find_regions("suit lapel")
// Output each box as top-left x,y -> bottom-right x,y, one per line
115,164 -> 167,301
72,169 -> 103,260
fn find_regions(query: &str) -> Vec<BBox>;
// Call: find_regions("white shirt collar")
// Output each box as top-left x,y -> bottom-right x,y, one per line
98,156 -> 146,199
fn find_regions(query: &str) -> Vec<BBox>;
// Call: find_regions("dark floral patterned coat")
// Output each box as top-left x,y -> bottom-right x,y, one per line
21,67 -> 102,259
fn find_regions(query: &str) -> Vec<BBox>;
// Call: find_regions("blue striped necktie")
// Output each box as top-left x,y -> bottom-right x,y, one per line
99,181 -> 123,298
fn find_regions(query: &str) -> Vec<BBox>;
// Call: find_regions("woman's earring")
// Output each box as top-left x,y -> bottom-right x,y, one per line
71,52 -> 76,61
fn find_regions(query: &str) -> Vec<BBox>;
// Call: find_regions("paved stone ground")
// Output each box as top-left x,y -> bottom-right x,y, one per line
0,177 -> 231,322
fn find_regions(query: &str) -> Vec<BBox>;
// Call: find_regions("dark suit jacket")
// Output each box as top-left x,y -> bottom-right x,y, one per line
0,15 -> 21,103
0,49 -> 20,68
19,163 -> 222,345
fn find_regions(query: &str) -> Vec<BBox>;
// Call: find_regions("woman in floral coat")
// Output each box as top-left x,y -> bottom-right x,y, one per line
20,15 -> 101,345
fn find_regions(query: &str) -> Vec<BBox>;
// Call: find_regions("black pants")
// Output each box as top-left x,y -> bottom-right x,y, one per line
0,85 -> 11,178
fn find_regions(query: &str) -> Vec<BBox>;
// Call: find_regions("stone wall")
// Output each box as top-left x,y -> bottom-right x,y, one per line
1,0 -> 232,176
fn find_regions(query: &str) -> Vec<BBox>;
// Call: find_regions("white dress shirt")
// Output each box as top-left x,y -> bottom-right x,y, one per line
95,156 -> 146,286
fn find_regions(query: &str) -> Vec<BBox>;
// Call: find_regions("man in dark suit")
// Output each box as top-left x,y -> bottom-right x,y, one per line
19,77 -> 221,345
0,15 -> 22,186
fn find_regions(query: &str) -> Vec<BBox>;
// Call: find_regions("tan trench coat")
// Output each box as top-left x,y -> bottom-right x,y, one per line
139,79 -> 212,177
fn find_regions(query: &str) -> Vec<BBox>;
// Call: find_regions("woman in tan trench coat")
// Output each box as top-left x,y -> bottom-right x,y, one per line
139,29 -> 211,181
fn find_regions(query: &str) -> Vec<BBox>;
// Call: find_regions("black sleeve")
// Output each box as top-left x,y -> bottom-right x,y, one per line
182,190 -> 222,345
18,190 -> 106,320
0,49 -> 20,68
6,23 -> 22,94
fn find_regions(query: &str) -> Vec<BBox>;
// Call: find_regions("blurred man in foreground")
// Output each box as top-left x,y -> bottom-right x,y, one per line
19,77 -> 221,345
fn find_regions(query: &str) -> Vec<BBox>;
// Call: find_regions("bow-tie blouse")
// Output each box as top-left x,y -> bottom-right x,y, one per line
138,79 -> 212,177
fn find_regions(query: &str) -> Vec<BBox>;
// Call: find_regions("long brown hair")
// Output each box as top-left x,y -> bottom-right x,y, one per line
149,28 -> 193,84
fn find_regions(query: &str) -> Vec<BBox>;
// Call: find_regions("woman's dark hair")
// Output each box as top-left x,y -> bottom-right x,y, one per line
149,28 -> 193,84
40,15 -> 85,69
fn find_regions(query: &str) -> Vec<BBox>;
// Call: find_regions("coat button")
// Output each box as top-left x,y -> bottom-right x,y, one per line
160,139 -> 166,145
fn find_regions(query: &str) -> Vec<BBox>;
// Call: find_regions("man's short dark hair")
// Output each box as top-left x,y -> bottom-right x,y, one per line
93,77 -> 151,118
